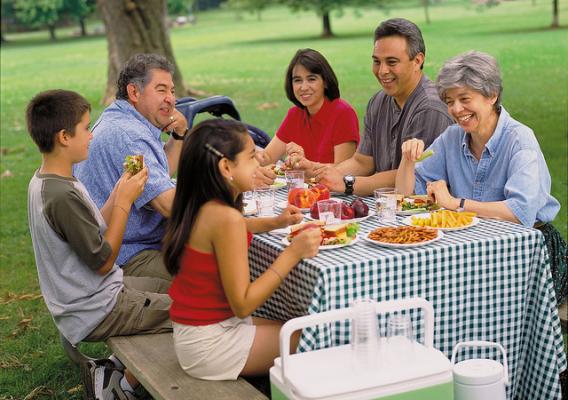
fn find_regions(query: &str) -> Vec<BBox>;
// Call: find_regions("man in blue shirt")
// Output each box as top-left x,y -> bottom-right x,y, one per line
76,54 -> 189,280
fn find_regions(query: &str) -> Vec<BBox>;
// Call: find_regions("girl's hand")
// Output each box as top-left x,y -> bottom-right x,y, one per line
275,206 -> 303,228
289,227 -> 321,259
401,138 -> 425,162
253,165 -> 276,186
426,180 -> 457,210
115,167 -> 148,206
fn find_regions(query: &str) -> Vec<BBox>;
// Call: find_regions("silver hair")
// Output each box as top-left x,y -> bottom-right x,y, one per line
436,51 -> 502,111
116,54 -> 175,100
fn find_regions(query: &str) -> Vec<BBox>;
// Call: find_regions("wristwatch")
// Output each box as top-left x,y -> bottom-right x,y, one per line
170,127 -> 189,140
456,198 -> 466,212
343,175 -> 355,195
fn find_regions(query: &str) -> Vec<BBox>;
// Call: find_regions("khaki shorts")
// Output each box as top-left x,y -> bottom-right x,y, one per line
173,316 -> 256,380
85,276 -> 172,341
122,249 -> 172,282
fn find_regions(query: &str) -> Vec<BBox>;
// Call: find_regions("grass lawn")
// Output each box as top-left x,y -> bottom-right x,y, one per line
1,1 -> 566,398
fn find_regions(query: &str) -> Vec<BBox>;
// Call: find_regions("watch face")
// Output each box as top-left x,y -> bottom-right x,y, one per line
344,175 -> 354,184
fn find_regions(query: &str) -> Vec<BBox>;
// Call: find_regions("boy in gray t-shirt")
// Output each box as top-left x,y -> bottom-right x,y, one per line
26,90 -> 171,399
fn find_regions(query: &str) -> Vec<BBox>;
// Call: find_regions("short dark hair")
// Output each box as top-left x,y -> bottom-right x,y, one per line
163,119 -> 249,276
284,48 -> 340,109
26,89 -> 91,153
374,18 -> 426,70
116,53 -> 175,100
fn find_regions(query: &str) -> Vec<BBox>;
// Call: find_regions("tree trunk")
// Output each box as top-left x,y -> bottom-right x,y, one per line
79,17 -> 87,36
321,11 -> 332,38
48,25 -> 56,41
96,0 -> 188,105
551,0 -> 559,28
422,0 -> 431,24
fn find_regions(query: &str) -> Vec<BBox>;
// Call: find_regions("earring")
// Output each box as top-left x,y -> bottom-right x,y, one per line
229,176 -> 234,181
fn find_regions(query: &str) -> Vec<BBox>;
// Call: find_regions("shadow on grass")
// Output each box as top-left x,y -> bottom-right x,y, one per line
1,33 -> 106,49
236,30 -> 372,46
473,24 -> 568,36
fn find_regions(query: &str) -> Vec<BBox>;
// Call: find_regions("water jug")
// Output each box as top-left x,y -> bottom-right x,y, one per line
451,341 -> 508,400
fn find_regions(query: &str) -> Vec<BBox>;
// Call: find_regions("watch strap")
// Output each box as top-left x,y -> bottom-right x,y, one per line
170,127 -> 189,140
457,198 -> 466,211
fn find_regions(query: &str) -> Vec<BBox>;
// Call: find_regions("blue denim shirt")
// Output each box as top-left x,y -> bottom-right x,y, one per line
75,100 -> 175,265
415,107 -> 560,227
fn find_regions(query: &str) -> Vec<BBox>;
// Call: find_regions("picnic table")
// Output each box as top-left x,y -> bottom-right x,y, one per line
249,191 -> 567,400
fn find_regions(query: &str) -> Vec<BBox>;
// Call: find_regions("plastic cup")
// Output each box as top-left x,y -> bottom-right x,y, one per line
253,187 -> 275,216
285,170 -> 305,192
374,187 -> 398,223
350,298 -> 380,368
386,313 -> 414,363
317,199 -> 341,225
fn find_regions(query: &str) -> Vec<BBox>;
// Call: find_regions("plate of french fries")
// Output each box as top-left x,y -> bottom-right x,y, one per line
364,226 -> 443,248
403,210 -> 479,231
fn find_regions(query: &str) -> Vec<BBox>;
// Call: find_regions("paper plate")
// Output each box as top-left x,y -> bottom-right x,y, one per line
281,236 -> 359,250
363,229 -> 443,248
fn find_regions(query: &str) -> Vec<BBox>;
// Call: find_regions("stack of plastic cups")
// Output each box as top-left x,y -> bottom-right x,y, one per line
350,299 -> 380,370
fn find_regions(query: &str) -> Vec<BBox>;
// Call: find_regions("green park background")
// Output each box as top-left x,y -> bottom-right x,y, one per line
1,0 -> 567,398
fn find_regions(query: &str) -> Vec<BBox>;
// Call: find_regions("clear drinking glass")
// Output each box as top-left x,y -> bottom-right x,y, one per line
317,199 -> 341,225
374,187 -> 398,223
253,187 -> 275,216
284,170 -> 305,192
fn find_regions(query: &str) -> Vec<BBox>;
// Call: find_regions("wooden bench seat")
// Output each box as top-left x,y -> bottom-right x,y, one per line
106,333 -> 268,400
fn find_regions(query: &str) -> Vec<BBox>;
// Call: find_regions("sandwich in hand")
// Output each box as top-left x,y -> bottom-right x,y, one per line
287,221 -> 359,246
123,155 -> 144,175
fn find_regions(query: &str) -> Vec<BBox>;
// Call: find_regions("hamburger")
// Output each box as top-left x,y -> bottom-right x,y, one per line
287,221 -> 359,246
123,155 -> 144,175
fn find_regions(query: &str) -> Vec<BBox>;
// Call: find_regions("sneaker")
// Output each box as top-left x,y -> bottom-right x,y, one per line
81,360 -> 137,400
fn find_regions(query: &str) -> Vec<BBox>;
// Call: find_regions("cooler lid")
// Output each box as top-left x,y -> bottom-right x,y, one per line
453,359 -> 504,385
276,343 -> 452,399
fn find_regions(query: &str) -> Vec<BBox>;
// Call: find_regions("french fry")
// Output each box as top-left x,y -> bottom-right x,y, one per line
411,210 -> 477,229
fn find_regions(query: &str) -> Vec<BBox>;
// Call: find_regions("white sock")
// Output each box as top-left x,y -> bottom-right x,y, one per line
109,354 -> 124,370
120,376 -> 135,392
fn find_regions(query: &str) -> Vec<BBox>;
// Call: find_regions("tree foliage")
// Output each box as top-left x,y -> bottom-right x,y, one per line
13,0 -> 63,40
226,0 -> 272,20
61,0 -> 96,36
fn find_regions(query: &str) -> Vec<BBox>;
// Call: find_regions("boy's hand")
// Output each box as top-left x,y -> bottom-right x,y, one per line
116,166 -> 148,207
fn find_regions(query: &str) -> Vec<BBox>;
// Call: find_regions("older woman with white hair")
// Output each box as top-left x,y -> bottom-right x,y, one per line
395,50 -> 566,306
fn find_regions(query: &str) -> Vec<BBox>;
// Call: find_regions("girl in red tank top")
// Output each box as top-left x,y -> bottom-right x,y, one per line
163,120 -> 321,380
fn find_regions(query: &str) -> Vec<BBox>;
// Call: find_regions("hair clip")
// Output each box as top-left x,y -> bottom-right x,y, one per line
204,143 -> 225,158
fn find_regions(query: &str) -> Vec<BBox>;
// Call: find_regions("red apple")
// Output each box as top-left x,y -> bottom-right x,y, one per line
341,203 -> 355,220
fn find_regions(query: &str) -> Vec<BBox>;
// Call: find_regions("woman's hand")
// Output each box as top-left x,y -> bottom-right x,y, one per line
285,142 -> 305,169
426,180 -> 458,210
274,206 -> 303,228
401,138 -> 425,162
288,227 -> 321,259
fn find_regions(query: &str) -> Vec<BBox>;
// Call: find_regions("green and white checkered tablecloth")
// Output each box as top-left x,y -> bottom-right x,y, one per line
249,193 -> 566,400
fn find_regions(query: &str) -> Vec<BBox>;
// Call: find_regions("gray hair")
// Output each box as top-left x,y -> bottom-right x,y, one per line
374,18 -> 426,70
436,51 -> 502,111
116,53 -> 175,100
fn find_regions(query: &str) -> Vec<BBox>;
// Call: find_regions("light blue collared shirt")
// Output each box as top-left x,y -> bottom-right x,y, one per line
75,100 -> 175,265
415,107 -> 560,227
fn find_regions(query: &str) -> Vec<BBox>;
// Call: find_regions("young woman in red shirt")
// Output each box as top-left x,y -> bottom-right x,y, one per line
258,48 -> 360,170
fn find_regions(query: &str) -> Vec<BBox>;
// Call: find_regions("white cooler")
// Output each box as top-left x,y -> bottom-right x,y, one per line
270,298 -> 454,400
